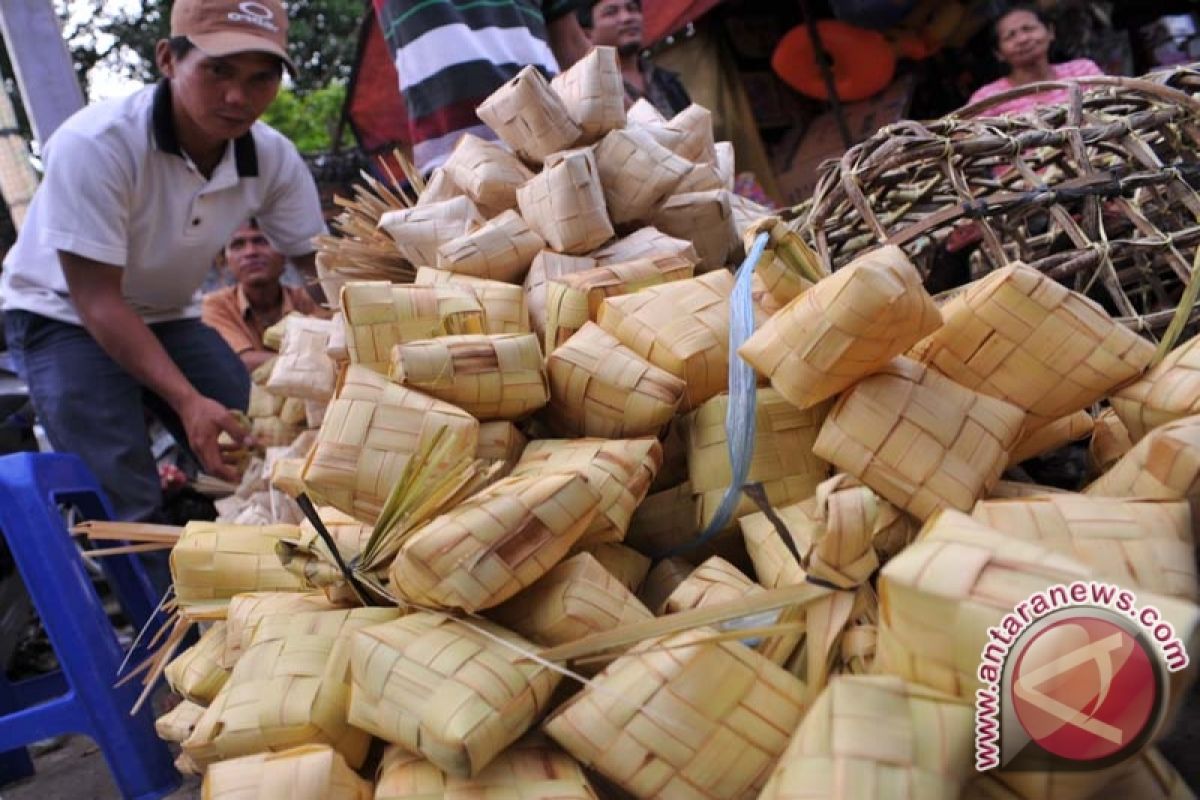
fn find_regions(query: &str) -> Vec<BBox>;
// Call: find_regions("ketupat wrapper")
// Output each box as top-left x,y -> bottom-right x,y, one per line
441,133 -> 534,213
476,64 -> 582,164
517,147 -> 614,255
1007,409 -> 1094,466
967,746 -> 1193,799
414,267 -> 530,335
156,699 -> 206,743
1089,406 -> 1134,476
221,591 -> 347,669
1084,413 -> 1200,520
757,675 -> 975,800
592,127 -> 692,225
624,482 -> 699,559
437,209 -> 545,283
164,621 -> 230,705
200,744 -> 372,800
524,250 -> 597,344
636,555 -> 696,614
474,419 -> 528,477
740,499 -> 815,589
583,541 -> 651,594
589,225 -> 699,267
744,218 -> 826,309
1111,332 -> 1200,442
247,383 -> 284,419
266,316 -> 338,402
550,44 -> 624,143
652,189 -> 738,273
340,281 -> 485,371
664,103 -> 718,164
415,166 -> 465,206
348,613 -> 561,777
377,196 -> 484,267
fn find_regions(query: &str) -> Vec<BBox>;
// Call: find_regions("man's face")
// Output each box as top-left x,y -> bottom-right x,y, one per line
158,45 -> 282,149
589,0 -> 644,54
225,225 -> 285,288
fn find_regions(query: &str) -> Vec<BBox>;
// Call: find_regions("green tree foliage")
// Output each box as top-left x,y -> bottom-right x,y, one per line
261,83 -> 355,153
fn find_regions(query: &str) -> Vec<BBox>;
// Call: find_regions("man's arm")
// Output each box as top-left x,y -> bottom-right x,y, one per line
240,348 -> 276,372
61,252 -> 250,481
547,13 -> 591,70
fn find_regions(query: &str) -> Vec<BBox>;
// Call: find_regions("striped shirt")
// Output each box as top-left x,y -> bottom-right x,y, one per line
375,0 -> 584,173
968,59 -> 1104,117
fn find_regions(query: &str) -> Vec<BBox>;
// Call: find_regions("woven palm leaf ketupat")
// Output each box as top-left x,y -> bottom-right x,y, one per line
1111,333 -> 1200,441
636,556 -> 696,614
757,675 -> 975,800
170,522 -> 307,617
968,746 -> 1194,800
714,141 -> 735,190
347,613 -> 561,777
200,744 -> 372,800
340,281 -> 485,371
664,103 -> 718,164
278,396 -> 307,426
222,591 -> 345,669
441,133 -> 535,214
524,250 -> 596,343
509,437 -> 662,546
437,209 -> 545,283
813,357 -> 1026,521
805,474 -> 918,589
517,147 -> 614,255
265,316 -> 337,402
415,167 -> 465,206
1007,409 -> 1094,466
249,417 -> 302,449
377,196 -> 484,267
545,322 -> 686,439
971,494 -> 1197,600
164,621 -> 230,705
800,75 -> 1200,336
913,263 -> 1155,430
388,333 -> 549,421
550,44 -> 624,144
248,384 -> 284,419
414,266 -> 530,335
183,607 -> 400,769
592,128 -> 693,225
156,699 -> 205,744
739,245 -> 941,412
745,218 -> 826,309
301,365 -> 479,523
476,65 -> 582,164
374,736 -> 600,799
662,556 -> 762,615
474,419 -> 528,477
652,190 -> 738,273
1089,406 -> 1134,475
634,120 -> 694,156
1085,413 -> 1200,500
387,471 -> 602,611
626,96 -> 666,126
326,313 -> 348,362
674,160 -> 726,195
585,542 -> 651,594
544,256 -> 695,351
624,483 -> 699,559
589,226 -> 699,267
543,628 -> 808,799
739,500 -> 815,589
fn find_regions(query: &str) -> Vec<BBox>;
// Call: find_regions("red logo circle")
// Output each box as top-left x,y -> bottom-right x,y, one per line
1010,616 -> 1158,762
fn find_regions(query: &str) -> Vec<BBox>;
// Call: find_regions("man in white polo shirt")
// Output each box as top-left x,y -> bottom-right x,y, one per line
0,0 -> 324,530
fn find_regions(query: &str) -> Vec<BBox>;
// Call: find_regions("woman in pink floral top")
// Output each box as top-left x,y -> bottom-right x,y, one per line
968,4 -> 1104,117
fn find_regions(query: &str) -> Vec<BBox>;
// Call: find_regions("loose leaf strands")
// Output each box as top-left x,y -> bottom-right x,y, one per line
377,196 -> 484,267
200,744 -> 372,800
758,676 -> 975,800
437,209 -> 545,284
276,507 -> 375,593
348,613 -> 561,776
517,148 -> 614,255
550,45 -> 625,143
442,134 -> 535,214
913,264 -> 1155,431
163,621 -> 229,705
388,333 -> 549,421
592,128 -> 692,225
652,190 -> 738,273
1111,332 -> 1200,442
414,267 -> 530,335
525,251 -> 597,343
590,226 -> 698,267
387,471 -> 602,612
543,628 -> 808,799
183,607 -> 400,769
971,494 -> 1198,600
545,322 -> 686,439
739,245 -> 941,412
813,357 -> 1026,521
340,281 -> 485,371
476,65 -> 582,165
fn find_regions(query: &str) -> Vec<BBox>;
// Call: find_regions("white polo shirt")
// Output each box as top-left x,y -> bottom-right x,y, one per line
0,81 -> 325,325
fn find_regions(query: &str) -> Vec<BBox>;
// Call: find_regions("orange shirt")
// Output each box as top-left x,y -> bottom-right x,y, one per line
201,284 -> 328,355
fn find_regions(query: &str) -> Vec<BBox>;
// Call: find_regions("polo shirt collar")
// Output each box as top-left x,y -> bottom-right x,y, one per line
151,80 -> 259,178
236,284 -> 295,319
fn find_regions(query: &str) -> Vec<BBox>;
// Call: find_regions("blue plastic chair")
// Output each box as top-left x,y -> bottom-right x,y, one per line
0,452 -> 181,799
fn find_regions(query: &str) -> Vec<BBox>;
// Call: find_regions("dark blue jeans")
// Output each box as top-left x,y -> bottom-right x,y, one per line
4,310 -> 249,525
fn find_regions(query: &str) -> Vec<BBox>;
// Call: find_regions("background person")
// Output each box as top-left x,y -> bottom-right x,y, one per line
578,0 -> 691,116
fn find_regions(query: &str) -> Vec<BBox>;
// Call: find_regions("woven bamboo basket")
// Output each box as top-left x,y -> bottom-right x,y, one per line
800,75 -> 1200,337
652,190 -> 737,273
550,45 -> 624,144
636,556 -> 696,614
164,621 -> 230,704
585,542 -> 651,594
266,316 -> 337,402
624,483 -> 699,559
156,699 -> 205,743
758,675 -> 974,800
971,494 -> 1197,600
340,281 -> 485,371
967,746 -> 1193,800
1085,413 -> 1200,507
416,166 -> 464,206
437,209 -> 545,284
488,551 -> 653,649
877,509 -> 1200,701
517,148 -> 614,255
170,522 -> 307,617
627,97 -> 666,126
301,365 -> 479,523
544,256 -> 695,351
688,388 -> 831,530
1111,333 -> 1200,442
590,226 -> 699,267
740,500 -> 815,589
387,471 -> 601,611
375,735 -> 598,799
476,65 -> 582,165
592,128 -> 692,225
1008,409 -> 1094,466
813,357 -> 1026,521
596,270 -> 760,411
248,384 -> 284,419
1089,406 -> 1133,476
388,333 -> 549,421
674,161 -> 725,195
525,250 -> 597,344
914,264 -> 1155,431
543,627 -> 808,799
348,612 -> 561,777
475,419 -> 527,477
509,437 -> 662,547
740,245 -> 940,411
442,133 -> 535,214
222,591 -> 344,668
715,141 -> 735,190
414,266 -> 530,335
665,104 -> 718,164
183,607 -> 400,769
545,321 -> 686,439
377,196 -> 484,267
200,744 -> 372,800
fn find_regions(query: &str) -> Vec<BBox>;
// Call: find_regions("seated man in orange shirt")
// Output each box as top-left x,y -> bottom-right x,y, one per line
202,219 -> 328,371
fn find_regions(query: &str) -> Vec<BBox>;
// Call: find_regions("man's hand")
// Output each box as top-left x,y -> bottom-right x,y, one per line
548,13 -> 592,70
178,394 -> 252,482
